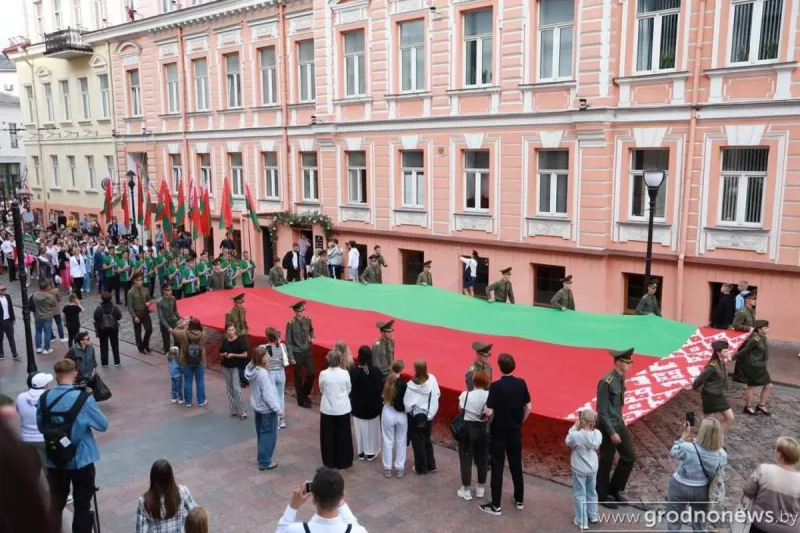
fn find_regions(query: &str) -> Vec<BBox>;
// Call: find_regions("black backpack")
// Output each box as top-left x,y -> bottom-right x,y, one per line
98,308 -> 116,331
186,341 -> 202,367
39,389 -> 91,468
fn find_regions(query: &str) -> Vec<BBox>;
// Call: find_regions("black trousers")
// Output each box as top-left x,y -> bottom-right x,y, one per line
409,418 -> 436,474
596,424 -> 636,501
123,281 -> 132,306
320,413 -> 354,469
133,314 -> 153,351
489,433 -> 524,507
0,318 -> 18,357
6,256 -> 16,281
107,276 -> 121,303
459,421 -> 489,487
72,277 -> 83,300
67,326 -> 80,348
47,462 -> 96,533
148,278 -> 156,298
98,330 -> 120,366
293,349 -> 315,404
287,269 -> 301,282
160,325 -> 175,354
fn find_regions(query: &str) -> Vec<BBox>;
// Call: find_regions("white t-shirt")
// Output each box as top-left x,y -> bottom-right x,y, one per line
460,257 -> 477,277
319,367 -> 352,416
459,389 -> 489,422
69,254 -> 85,278
348,248 -> 360,269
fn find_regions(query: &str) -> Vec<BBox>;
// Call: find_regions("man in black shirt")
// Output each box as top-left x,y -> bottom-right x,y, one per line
479,353 -> 531,517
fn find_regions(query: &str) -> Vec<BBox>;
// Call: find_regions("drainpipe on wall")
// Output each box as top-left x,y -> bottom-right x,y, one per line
177,26 -> 191,237
278,0 -> 291,214
675,0 -> 707,321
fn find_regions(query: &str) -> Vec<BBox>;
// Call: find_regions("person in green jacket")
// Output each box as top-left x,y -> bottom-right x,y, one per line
143,248 -> 157,297
104,247 -> 120,304
268,262 -> 287,287
195,250 -> 210,294
225,251 -> 241,288
167,255 -> 182,300
240,250 -> 256,288
181,256 -> 199,299
117,250 -> 132,306
360,255 -> 381,284
155,248 -> 169,296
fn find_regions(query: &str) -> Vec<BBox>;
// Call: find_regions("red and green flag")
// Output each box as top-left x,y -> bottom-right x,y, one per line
189,182 -> 202,240
201,186 -> 211,236
121,181 -> 130,227
244,183 -> 261,233
158,180 -> 174,241
175,177 -> 185,230
103,178 -> 113,225
136,164 -> 144,225
143,178 -> 152,228
219,176 -> 233,230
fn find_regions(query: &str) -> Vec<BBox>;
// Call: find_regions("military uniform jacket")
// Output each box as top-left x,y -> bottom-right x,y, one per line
285,316 -> 314,360
373,338 -> 395,377
127,286 -> 151,317
550,288 -> 575,310
734,334 -> 768,368
465,361 -> 492,390
312,261 -> 330,278
692,359 -> 728,395
360,265 -> 380,284
416,272 -> 432,286
268,265 -> 287,287
596,370 -> 626,435
209,271 -> 232,290
732,307 -> 756,331
486,279 -> 515,303
225,307 -> 249,336
375,255 -> 387,283
635,294 -> 661,316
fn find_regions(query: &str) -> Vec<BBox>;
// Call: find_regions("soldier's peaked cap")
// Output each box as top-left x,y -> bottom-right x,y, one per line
745,291 -> 757,300
471,341 -> 492,355
501,267 -> 512,275
291,301 -> 306,311
423,260 -> 432,266
753,319 -> 769,328
232,293 -> 245,302
647,279 -> 659,287
711,340 -> 729,351
560,275 -> 573,283
377,320 -> 395,331
610,347 -> 634,362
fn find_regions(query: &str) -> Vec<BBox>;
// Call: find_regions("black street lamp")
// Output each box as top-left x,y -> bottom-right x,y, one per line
643,168 -> 666,286
126,170 -> 138,239
11,201 -> 37,374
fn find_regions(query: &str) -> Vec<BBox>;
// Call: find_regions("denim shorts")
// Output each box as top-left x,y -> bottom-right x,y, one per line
463,276 -> 476,289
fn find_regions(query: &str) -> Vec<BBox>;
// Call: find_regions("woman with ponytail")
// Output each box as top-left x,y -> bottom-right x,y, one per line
380,360 -> 408,478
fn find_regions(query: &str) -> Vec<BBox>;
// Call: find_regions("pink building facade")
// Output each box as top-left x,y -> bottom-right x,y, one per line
89,0 -> 800,341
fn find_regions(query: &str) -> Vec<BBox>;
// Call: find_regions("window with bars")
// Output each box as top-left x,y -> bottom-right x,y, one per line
636,0 -> 679,72
400,20 -> 425,92
344,30 -> 366,97
78,77 -> 91,119
59,80 -> 72,122
534,264 -> 566,305
129,69 -> 142,117
171,154 -> 182,190
165,64 -> 179,113
537,150 -> 569,216
43,83 -> 54,123
68,156 -> 76,188
199,153 -> 212,193
263,152 -> 279,199
226,53 -> 242,108
298,41 -> 316,102
719,148 -> 767,226
539,0 -> 574,80
464,8 -> 493,87
730,0 -> 782,63
9,124 -> 18,149
260,47 -> 277,105
464,150 -> 490,210
193,59 -> 209,111
230,153 -> 244,196
301,152 -> 319,201
51,155 -> 60,187
347,151 -> 368,204
401,151 -> 425,207
630,149 -> 668,219
86,156 -> 96,189
98,74 -> 110,119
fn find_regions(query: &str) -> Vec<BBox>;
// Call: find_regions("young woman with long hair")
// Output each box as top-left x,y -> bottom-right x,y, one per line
349,345 -> 383,461
219,323 -> 248,420
263,327 -> 288,428
403,359 -> 441,474
135,459 -> 197,532
334,339 -> 354,370
381,359 -> 408,478
244,346 -> 283,470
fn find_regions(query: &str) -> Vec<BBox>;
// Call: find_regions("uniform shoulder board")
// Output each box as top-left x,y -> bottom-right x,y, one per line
708,360 -> 717,367
753,334 -> 761,342
288,318 -> 295,324
374,340 -> 381,346
604,373 -> 614,385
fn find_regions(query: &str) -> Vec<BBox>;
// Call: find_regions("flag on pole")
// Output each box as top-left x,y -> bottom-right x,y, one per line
143,177 -> 152,228
201,186 -> 211,236
136,165 -> 144,225
175,177 -> 185,230
121,181 -> 130,227
191,185 -> 201,241
103,177 -> 113,225
158,180 -> 174,241
244,183 -> 262,233
219,176 -> 233,230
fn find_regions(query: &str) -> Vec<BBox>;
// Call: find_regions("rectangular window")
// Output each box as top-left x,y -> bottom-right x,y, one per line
98,74 -> 110,118
36,3 -> 44,36
630,149 -> 668,219
263,152 -> 279,199
298,40 -> 316,102
93,0 -> 102,28
67,156 -> 76,188
344,30 -> 366,97
225,53 -> 242,108
347,151 -> 367,204
719,147 -> 767,226
625,273 -> 663,312
399,20 -> 425,92
539,0 -> 574,80
730,0 -> 783,63
537,150 -> 569,215
199,153 -> 212,193
25,86 -> 35,123
165,63 -> 179,113
54,0 -> 63,30
51,155 -> 60,187
193,59 -> 209,111
534,263 -> 566,305
635,0 -> 679,72
32,156 -> 40,186
72,0 -> 82,28
78,77 -> 91,119
171,154 -> 182,190
401,150 -> 424,207
260,47 -> 277,105
43,83 -> 54,123
464,8 -> 493,87
129,69 -> 142,116
86,156 -> 96,189
162,0 -> 176,13
59,79 -> 71,122
464,150 -> 490,210
301,152 -> 319,201
9,124 -> 18,149
230,153 -> 243,196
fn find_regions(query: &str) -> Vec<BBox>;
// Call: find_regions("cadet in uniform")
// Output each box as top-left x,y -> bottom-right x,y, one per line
208,259 -> 233,290
465,341 -> 492,390
550,275 -> 575,311
312,250 -> 331,278
374,245 -> 388,283
240,250 -> 256,288
269,261 -> 287,287
285,301 -> 316,408
635,280 -> 661,316
731,291 -> 757,383
692,340 -> 734,429
360,255 -> 381,284
734,319 -> 772,416
416,260 -> 433,286
596,347 -> 636,509
486,267 -> 515,303
373,320 -> 395,382
127,274 -> 153,354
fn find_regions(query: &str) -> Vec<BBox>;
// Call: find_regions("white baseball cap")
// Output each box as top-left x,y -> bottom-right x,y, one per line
30,372 -> 53,390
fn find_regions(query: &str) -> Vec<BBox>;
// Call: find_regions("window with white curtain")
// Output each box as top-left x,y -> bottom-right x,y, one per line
399,20 -> 425,92
260,47 -> 277,105
33,156 -> 41,185
86,156 -> 96,189
24,86 -> 35,123
344,30 -> 366,97
59,80 -> 71,121
72,0 -> 82,28
719,148 -> 767,226
78,77 -> 91,119
193,59 -> 209,111
51,155 -> 60,187
199,153 -> 212,193
43,83 -> 54,122
537,151 -> 569,215
98,74 -> 110,118
347,151 -> 367,204
230,153 -> 243,195
263,152 -> 279,199
539,0 -> 574,80
165,63 -> 179,113
54,0 -> 63,30
464,8 -> 493,87
226,53 -> 242,108
729,0 -> 782,63
104,155 -> 113,184
635,0 -> 679,72
630,149 -> 668,219
301,152 -> 319,201
68,156 -> 76,188
298,40 -> 316,102
129,69 -> 141,116
171,154 -> 182,190
401,151 -> 424,207
464,150 -> 490,210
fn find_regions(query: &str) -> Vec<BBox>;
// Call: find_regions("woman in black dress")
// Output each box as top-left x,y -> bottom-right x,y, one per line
733,319 -> 772,416
692,340 -> 734,430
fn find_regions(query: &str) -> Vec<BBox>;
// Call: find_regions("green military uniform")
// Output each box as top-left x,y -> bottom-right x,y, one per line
240,259 -> 256,287
195,260 -> 210,292
732,306 -> 755,331
692,341 -> 731,414
312,260 -> 330,278
208,270 -> 231,290
465,341 -> 492,390
225,304 -> 249,337
373,320 -> 396,380
360,264 -> 380,284
416,262 -> 433,286
181,265 -> 198,298
734,320 -> 771,388
596,348 -> 637,505
127,284 -> 153,352
551,287 -> 575,310
285,301 -> 315,406
269,265 -> 287,287
155,253 -> 168,290
157,294 -> 180,353
486,279 -> 515,303
635,293 -> 661,316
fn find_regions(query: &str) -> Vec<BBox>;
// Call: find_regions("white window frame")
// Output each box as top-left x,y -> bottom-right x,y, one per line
104,155 -> 114,183
198,153 -> 212,193
32,156 -> 41,186
225,53 -> 242,108
193,58 -> 209,111
399,20 -> 425,93
717,148 -> 767,228
298,40 -> 316,102
86,156 -> 96,189
536,150 -> 569,216
343,30 -> 366,97
401,151 -> 425,208
165,63 -> 179,113
51,155 -> 60,187
24,86 -> 35,123
129,69 -> 142,117
9,124 -> 18,149
72,0 -> 82,29
78,77 -> 91,120
162,0 -> 177,13
230,153 -> 244,196
347,151 -> 368,205
260,47 -> 277,105
538,0 -> 574,81
263,152 -> 279,199
629,149 -> 668,221
59,79 -> 72,122
301,152 -> 319,202
463,150 -> 490,211
727,0 -> 783,64
463,8 -> 493,88
42,83 -> 54,123
54,0 -> 63,30
36,3 -> 45,36
98,74 -> 110,119
634,0 -> 680,73
67,156 -> 76,188
171,154 -> 182,190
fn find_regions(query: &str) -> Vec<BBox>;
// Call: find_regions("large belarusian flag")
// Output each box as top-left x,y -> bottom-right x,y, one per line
158,180 -> 174,240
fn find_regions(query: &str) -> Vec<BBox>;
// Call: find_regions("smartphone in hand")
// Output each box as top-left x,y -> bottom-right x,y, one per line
685,411 -> 696,427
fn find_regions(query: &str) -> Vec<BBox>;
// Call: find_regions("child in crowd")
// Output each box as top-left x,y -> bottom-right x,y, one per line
565,408 -> 603,531
167,346 -> 184,404
62,294 -> 83,348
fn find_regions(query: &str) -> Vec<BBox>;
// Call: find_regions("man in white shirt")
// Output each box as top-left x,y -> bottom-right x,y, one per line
346,241 -> 360,282
1,238 -> 16,281
0,283 -> 20,360
276,467 -> 367,533
282,243 -> 302,282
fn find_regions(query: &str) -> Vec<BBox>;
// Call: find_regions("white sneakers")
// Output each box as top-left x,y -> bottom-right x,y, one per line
60,337 -> 68,343
42,349 -> 53,355
475,486 -> 485,498
36,348 -> 42,354
457,488 -> 473,501
279,419 -> 286,429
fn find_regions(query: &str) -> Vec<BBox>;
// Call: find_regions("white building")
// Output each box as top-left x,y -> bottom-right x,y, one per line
0,92 -> 26,202
0,56 -> 18,96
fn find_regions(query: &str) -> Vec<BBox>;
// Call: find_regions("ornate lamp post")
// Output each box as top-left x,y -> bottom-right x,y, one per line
126,170 -> 138,239
642,169 -> 666,286
11,201 -> 37,373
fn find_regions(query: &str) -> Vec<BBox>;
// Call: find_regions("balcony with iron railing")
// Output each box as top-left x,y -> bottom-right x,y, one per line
44,28 -> 92,58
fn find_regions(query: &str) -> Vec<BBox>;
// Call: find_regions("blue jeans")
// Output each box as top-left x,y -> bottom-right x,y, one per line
181,364 -> 206,406
169,359 -> 184,401
35,320 -> 52,350
254,411 -> 279,468
83,271 -> 91,293
572,471 -> 598,528
270,371 -> 286,414
52,314 -> 64,339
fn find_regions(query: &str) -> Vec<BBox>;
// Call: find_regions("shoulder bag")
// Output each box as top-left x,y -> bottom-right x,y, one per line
450,390 -> 470,442
412,392 -> 432,429
693,443 -> 726,506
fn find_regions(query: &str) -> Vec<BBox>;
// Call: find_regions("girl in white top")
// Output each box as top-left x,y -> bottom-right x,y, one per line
456,370 -> 491,501
318,351 -> 355,469
460,250 -> 479,297
565,409 -> 603,530
68,247 -> 86,298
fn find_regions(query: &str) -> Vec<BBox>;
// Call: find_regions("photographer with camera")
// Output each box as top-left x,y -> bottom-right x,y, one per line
276,467 -> 367,533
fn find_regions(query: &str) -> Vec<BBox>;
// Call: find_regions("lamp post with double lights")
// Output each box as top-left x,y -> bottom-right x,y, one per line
126,170 -> 138,239
642,168 -> 666,286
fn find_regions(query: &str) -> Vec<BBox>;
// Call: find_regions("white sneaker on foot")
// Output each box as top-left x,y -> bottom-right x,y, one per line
60,337 -> 68,343
279,419 -> 286,429
457,487 -> 472,501
42,349 -> 53,355
36,348 -> 42,354
475,486 -> 485,498
171,399 -> 178,403
198,401 -> 208,407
